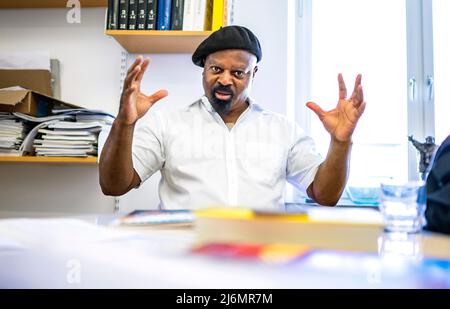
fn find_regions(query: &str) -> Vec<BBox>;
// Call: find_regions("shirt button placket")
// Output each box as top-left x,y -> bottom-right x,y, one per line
226,131 -> 238,206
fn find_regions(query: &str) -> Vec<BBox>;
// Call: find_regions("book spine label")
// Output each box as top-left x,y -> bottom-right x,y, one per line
118,0 -> 129,30
137,0 -> 147,29
146,0 -> 157,30
157,0 -> 172,30
171,0 -> 185,30
128,0 -> 138,30
193,0 -> 206,31
182,0 -> 195,30
110,0 -> 120,29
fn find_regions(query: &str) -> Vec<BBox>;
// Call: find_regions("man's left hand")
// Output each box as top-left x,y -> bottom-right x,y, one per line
306,74 -> 366,143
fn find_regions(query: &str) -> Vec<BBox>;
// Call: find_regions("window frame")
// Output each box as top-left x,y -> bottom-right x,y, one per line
288,0 -> 436,188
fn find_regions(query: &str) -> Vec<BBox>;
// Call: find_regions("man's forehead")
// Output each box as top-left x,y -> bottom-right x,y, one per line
205,50 -> 256,67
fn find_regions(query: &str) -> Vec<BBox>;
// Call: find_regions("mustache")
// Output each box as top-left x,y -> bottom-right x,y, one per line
213,85 -> 234,96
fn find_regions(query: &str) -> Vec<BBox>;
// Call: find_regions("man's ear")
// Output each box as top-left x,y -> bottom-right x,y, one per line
253,66 -> 258,77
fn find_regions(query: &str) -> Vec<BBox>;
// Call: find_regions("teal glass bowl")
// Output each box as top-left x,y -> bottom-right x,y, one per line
346,186 -> 380,205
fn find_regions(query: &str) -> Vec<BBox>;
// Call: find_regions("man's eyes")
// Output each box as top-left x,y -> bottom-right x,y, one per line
209,67 -> 245,78
210,66 -> 221,73
233,71 -> 245,78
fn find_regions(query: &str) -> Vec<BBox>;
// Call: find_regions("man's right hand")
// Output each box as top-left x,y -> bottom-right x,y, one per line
116,55 -> 168,126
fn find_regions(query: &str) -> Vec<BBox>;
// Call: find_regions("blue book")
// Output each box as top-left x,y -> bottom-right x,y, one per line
156,0 -> 172,30
114,209 -> 194,227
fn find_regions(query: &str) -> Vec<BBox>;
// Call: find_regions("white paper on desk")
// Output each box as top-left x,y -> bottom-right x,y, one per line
0,218 -> 143,249
307,207 -> 383,224
0,52 -> 50,71
0,235 -> 26,251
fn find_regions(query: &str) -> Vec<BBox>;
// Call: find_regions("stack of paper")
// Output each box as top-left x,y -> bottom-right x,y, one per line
33,121 -> 103,157
13,112 -> 74,123
0,112 -> 27,156
0,109 -> 114,157
51,108 -> 115,125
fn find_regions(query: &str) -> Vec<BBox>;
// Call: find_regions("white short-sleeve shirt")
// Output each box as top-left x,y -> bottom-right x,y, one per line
132,96 -> 323,210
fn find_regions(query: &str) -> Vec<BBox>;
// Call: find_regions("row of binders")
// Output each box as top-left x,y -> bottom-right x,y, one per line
106,0 -> 230,31
0,110 -> 113,157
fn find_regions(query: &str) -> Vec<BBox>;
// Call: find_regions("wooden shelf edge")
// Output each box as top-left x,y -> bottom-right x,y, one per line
106,30 -> 213,53
105,30 -> 214,37
0,156 -> 98,164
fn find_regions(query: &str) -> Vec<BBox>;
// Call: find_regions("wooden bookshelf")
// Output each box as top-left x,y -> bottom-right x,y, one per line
106,30 -> 214,54
0,0 -> 107,8
104,0 -> 231,53
0,156 -> 98,164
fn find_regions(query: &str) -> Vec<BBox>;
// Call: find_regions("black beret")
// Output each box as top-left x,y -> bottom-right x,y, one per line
192,25 -> 262,67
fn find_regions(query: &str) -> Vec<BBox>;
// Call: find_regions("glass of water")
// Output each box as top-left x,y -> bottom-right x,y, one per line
379,181 -> 426,233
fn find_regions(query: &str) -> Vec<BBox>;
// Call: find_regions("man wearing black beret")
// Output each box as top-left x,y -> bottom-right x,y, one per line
100,25 -> 366,209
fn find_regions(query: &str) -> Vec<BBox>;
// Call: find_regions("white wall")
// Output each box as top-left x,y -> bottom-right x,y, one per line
0,164 -> 112,213
233,0 -> 289,115
0,8 -> 121,213
0,8 -> 123,113
0,0 -> 290,213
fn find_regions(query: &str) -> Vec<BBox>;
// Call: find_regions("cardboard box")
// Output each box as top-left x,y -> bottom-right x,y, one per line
0,69 -> 79,116
0,88 -> 79,117
0,69 -> 53,97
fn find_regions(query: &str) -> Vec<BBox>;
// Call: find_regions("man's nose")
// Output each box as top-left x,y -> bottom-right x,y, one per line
217,71 -> 233,86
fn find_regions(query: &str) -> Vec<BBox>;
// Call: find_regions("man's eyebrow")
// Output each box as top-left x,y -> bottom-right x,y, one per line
206,61 -> 249,71
205,61 -> 220,67
231,67 -> 249,71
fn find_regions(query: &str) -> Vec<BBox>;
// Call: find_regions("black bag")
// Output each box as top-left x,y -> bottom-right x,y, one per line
425,135 -> 450,234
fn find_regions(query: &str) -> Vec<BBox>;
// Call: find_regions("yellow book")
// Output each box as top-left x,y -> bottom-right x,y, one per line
194,207 -> 384,253
212,0 -> 224,30
204,0 -> 214,31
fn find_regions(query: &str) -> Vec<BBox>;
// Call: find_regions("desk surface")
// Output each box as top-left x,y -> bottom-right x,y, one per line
0,211 -> 449,288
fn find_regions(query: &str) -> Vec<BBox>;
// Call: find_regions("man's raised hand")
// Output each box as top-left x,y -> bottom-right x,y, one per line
306,73 -> 366,143
117,55 -> 168,126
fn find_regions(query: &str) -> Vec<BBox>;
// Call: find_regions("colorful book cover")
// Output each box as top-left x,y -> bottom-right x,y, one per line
211,0 -> 223,31
192,242 -> 311,264
114,209 -> 194,227
156,0 -> 172,30
191,242 -> 450,288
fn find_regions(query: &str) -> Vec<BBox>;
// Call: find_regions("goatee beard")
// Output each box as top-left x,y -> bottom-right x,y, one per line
211,96 -> 232,114
210,85 -> 234,114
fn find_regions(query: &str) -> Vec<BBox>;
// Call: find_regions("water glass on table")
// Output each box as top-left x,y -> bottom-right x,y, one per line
379,180 -> 426,233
